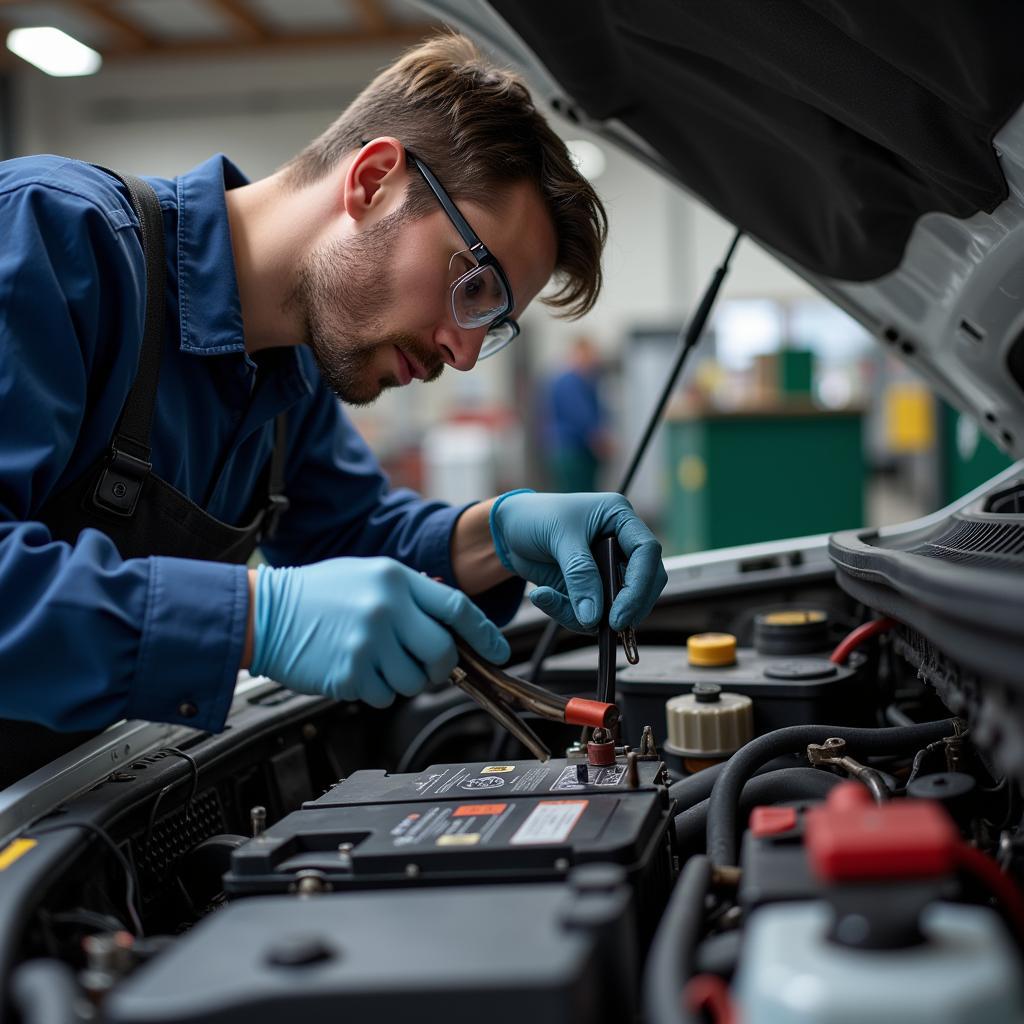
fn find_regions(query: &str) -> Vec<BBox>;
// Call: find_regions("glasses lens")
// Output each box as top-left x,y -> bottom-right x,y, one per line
479,319 -> 518,359
451,263 -> 510,329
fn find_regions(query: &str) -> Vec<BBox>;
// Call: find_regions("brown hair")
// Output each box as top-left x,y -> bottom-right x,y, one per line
282,32 -> 607,319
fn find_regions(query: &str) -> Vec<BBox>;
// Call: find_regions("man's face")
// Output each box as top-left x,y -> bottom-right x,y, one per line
288,179 -> 558,405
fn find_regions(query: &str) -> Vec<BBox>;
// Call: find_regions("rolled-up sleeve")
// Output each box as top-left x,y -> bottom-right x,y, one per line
0,180 -> 244,733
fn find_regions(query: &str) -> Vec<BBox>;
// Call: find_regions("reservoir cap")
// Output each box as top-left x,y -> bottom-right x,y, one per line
687,632 -> 737,667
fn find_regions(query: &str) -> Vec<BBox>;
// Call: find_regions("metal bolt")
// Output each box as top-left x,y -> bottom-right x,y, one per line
554,858 -> 570,872
639,725 -> 659,758
405,863 -> 420,879
626,751 -> 640,788
294,871 -> 329,895
250,805 -> 267,838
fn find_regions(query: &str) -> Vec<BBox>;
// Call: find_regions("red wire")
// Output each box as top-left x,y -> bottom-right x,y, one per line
685,974 -> 739,1024
829,617 -> 895,664
954,842 -> 1024,944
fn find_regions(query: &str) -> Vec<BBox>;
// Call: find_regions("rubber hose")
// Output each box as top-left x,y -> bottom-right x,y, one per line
675,767 -> 840,850
668,754 -> 804,817
11,959 -> 87,1024
642,854 -> 712,1024
706,719 -> 956,866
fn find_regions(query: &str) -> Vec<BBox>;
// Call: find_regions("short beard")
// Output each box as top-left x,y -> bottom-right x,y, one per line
286,207 -> 444,406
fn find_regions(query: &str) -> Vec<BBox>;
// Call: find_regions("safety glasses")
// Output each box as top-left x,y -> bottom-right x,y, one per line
407,151 -> 520,359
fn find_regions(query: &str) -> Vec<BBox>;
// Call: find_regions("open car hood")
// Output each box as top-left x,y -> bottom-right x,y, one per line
420,0 -> 1024,456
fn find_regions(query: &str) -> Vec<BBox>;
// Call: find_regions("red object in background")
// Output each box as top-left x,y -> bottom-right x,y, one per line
749,805 -> 798,838
686,974 -> 739,1024
805,782 -> 958,881
829,617 -> 895,664
805,781 -> 1024,942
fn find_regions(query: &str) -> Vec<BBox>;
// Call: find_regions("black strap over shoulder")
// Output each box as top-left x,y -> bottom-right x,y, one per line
264,413 -> 290,539
92,169 -> 165,517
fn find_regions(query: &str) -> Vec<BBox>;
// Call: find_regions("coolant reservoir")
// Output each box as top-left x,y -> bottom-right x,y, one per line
734,902 -> 1024,1024
664,682 -> 753,759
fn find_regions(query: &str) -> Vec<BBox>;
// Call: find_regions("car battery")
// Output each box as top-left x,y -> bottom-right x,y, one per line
224,757 -> 675,942
106,881 -> 637,1024
531,645 -> 866,755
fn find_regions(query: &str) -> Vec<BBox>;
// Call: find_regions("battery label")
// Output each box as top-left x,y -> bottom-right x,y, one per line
509,800 -> 588,845
510,765 -> 553,792
391,803 -> 513,848
551,764 -> 627,791
453,804 -> 507,817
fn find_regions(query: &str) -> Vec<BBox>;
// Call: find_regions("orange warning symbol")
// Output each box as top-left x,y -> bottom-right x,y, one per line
453,803 -> 508,817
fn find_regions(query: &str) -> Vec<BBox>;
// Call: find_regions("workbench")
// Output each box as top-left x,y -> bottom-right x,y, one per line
664,398 -> 865,553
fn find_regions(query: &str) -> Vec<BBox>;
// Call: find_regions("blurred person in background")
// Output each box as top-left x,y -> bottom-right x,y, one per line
543,336 -> 613,491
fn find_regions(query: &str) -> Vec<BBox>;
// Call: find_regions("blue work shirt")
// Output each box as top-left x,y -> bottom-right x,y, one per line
0,153 -> 520,735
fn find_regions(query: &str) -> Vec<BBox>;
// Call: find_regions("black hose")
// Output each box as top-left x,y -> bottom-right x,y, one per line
642,855 -> 711,1024
675,767 -> 841,850
667,754 -> 805,816
706,719 -> 956,866
395,703 -> 488,774
11,959 -> 88,1024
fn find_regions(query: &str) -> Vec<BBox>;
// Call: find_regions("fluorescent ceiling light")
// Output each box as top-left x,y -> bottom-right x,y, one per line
6,27 -> 102,77
566,139 -> 607,181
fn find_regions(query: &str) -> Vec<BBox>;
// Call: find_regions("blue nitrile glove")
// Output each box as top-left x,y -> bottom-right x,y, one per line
489,490 -> 668,633
250,557 -> 510,708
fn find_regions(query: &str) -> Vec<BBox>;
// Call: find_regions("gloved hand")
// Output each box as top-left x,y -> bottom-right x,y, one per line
489,490 -> 667,633
249,557 -> 510,708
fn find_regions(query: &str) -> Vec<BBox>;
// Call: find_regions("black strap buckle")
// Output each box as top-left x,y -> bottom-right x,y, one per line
93,447 -> 152,517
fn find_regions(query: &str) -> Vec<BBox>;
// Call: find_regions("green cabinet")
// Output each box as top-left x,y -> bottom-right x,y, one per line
665,405 -> 865,554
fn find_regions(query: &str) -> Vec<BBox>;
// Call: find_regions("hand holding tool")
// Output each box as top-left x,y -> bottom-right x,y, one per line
450,638 -> 619,762
487,489 -> 667,633
593,535 -> 640,709
250,557 -> 510,708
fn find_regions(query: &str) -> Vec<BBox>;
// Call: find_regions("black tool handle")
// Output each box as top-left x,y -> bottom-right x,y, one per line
593,535 -> 623,706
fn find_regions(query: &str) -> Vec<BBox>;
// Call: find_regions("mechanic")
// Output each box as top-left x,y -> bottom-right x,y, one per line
0,32 -> 667,784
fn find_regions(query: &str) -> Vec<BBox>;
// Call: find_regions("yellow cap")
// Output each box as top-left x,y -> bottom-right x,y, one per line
759,609 -> 827,627
687,632 -> 737,667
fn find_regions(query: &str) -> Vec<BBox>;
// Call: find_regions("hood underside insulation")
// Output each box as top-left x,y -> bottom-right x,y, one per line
492,0 -> 1024,281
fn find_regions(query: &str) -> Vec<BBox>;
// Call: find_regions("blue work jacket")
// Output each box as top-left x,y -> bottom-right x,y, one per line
0,154 -> 519,735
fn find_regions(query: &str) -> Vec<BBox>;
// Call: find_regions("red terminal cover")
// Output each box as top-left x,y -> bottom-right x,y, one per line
804,782 -> 959,882
564,697 -> 617,729
749,805 -> 798,838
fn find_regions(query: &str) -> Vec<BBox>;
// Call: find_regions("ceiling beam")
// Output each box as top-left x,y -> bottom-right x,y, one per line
102,24 -> 433,61
351,0 -> 391,34
207,0 -> 272,41
71,0 -> 155,50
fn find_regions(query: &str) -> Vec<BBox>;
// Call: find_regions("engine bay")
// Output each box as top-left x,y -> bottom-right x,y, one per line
3,469 -> 1023,1024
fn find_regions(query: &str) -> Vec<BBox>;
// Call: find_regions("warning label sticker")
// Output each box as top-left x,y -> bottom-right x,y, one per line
510,800 -> 588,846
510,765 -> 552,793
391,803 -> 512,848
481,765 -> 516,773
551,764 -> 627,791
461,775 -> 506,791
436,833 -> 480,847
453,803 -> 507,817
